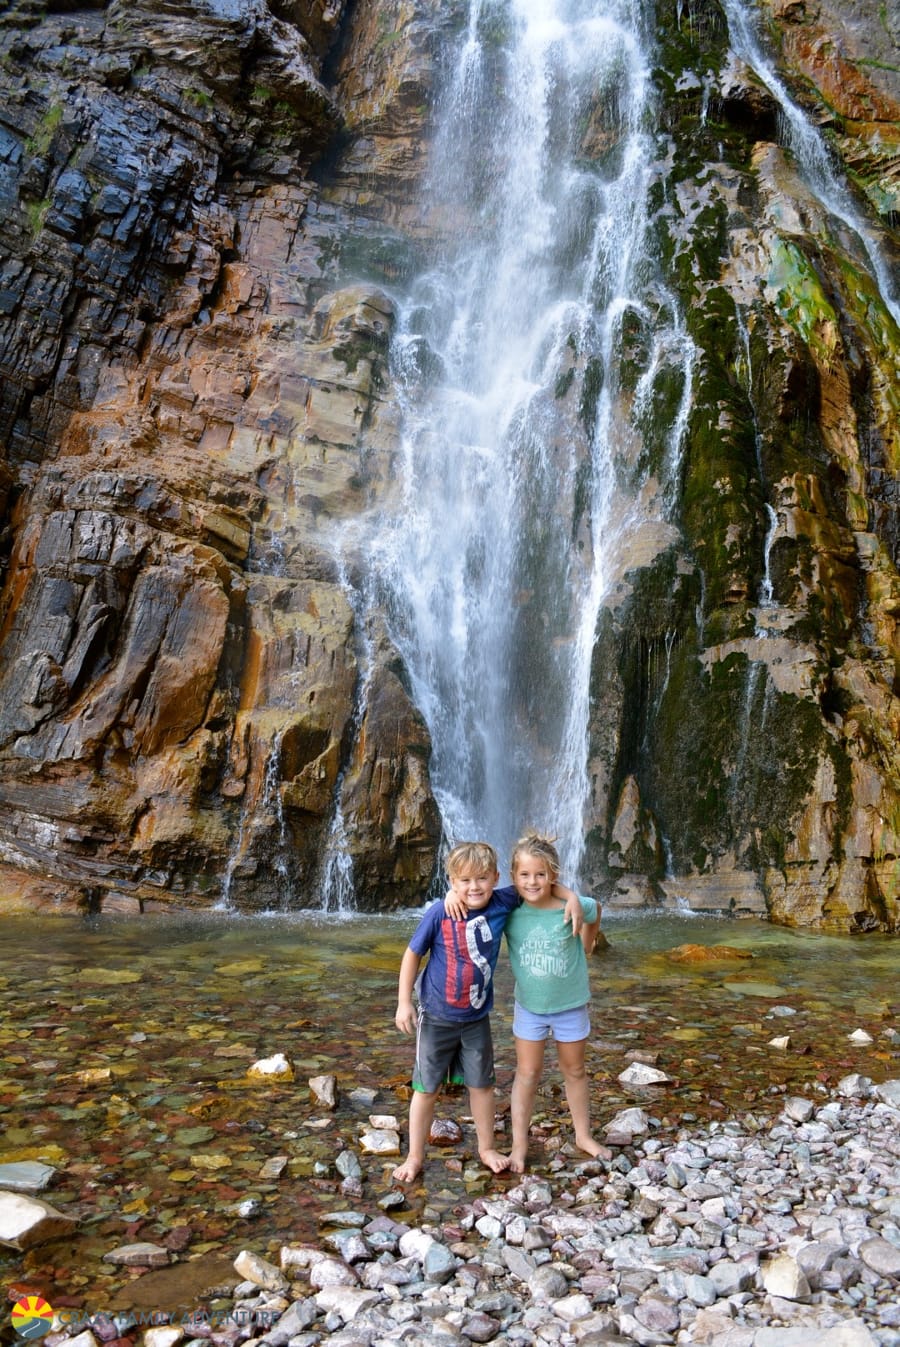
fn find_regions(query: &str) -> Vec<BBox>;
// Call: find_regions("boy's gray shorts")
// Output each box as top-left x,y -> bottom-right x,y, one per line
412,1011 -> 494,1093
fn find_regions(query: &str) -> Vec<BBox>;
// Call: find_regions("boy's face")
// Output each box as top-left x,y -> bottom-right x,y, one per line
448,867 -> 499,910
512,855 -> 555,905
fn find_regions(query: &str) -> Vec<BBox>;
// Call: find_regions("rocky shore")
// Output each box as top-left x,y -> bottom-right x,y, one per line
31,1075 -> 900,1347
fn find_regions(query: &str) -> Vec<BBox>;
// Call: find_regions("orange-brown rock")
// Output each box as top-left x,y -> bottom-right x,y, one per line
667,944 -> 755,963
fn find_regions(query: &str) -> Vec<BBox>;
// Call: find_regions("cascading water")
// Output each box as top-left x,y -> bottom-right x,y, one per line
362,0 -> 694,881
721,0 -> 900,330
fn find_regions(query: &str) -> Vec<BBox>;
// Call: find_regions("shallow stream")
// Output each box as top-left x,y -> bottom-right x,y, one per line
1,910 -> 897,1316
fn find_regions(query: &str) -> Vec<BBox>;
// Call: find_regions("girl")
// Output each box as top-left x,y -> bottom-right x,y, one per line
502,830 -> 603,1171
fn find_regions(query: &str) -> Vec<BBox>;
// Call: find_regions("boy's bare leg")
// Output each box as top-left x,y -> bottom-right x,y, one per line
557,1037 -> 605,1156
509,1037 -> 546,1172
468,1085 -> 510,1173
393,1089 -> 437,1181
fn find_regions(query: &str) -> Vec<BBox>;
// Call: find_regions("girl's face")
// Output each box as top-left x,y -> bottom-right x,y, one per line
512,853 -> 556,906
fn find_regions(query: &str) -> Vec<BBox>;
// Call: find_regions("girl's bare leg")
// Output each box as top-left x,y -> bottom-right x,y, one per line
393,1089 -> 436,1181
556,1037 -> 604,1156
510,1036 -> 546,1172
468,1085 -> 510,1173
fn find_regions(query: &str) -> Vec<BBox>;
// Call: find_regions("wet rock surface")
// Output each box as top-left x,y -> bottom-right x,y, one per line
0,0 -> 897,922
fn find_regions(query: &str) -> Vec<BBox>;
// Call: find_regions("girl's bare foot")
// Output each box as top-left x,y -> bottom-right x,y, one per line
508,1148 -> 528,1173
392,1155 -> 423,1182
574,1133 -> 611,1159
479,1147 -> 511,1174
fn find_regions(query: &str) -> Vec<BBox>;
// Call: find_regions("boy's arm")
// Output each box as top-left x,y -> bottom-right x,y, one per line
552,880 -> 583,936
395,947 -> 422,1034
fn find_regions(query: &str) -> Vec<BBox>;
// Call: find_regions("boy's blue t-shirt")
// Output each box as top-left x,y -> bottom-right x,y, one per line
410,888 -> 520,1023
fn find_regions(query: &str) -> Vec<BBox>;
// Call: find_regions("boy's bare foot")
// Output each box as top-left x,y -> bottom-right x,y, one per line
508,1147 -> 528,1173
392,1155 -> 423,1182
575,1134 -> 612,1160
479,1147 -> 511,1174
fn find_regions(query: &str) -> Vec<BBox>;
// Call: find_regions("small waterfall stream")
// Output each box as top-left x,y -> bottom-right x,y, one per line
362,0 -> 693,879
722,0 -> 900,330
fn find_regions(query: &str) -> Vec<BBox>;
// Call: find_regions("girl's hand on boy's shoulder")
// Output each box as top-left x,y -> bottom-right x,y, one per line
444,891 -> 468,920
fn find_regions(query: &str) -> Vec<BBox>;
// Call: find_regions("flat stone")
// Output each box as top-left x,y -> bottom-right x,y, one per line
313,1288 -> 382,1320
359,1127 -> 400,1154
753,1321 -> 878,1345
102,1242 -> 170,1267
0,1191 -> 77,1249
0,1162 -> 56,1193
858,1235 -> 900,1278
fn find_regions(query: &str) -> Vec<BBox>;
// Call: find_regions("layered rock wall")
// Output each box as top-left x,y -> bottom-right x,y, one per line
0,0 -> 442,910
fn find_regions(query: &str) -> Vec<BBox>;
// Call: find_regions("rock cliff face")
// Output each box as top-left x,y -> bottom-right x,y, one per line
0,0 -> 896,926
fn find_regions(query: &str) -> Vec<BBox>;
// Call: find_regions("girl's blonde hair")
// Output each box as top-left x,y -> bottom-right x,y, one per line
510,830 -> 560,878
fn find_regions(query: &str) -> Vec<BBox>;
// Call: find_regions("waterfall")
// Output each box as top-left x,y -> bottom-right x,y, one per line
364,0 -> 692,881
722,0 -> 900,330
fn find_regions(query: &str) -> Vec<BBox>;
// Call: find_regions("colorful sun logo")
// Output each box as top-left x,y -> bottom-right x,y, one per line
11,1296 -> 54,1339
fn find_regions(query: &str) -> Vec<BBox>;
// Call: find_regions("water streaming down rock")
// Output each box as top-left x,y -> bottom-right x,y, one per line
722,0 -> 900,330
359,0 -> 695,880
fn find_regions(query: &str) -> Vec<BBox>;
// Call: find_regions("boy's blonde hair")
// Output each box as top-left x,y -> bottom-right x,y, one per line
510,830 -> 560,878
446,840 -> 499,878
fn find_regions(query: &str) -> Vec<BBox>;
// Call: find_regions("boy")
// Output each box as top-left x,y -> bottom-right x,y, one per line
393,841 -> 514,1181
392,841 -> 582,1182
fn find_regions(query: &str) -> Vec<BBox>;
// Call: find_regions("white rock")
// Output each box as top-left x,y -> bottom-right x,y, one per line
767,1035 -> 790,1050
247,1053 -> 295,1081
475,1214 -> 503,1240
754,1321 -> 877,1345
258,1155 -> 288,1180
64,1334 -> 99,1347
761,1252 -> 810,1300
368,1114 -> 399,1128
859,1235 -> 900,1278
143,1329 -> 183,1347
551,1293 -> 592,1322
399,1228 -> 437,1260
848,1028 -> 873,1045
837,1073 -> 873,1098
280,1244 -> 322,1270
873,1078 -> 900,1108
617,1062 -> 672,1086
232,1249 -> 288,1291
359,1127 -> 400,1154
102,1242 -> 170,1267
0,1192 -> 76,1250
605,1107 -> 649,1136
309,1073 -> 337,1107
309,1257 -> 359,1289
314,1288 -> 382,1320
783,1097 -> 814,1123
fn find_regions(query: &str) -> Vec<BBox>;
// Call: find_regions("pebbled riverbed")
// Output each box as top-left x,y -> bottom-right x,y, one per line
0,911 -> 896,1315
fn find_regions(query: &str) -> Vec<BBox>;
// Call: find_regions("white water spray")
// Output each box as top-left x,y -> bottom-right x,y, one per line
366,0 -> 693,880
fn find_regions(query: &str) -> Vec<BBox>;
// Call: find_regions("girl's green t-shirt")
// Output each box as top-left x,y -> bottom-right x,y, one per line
504,895 -> 598,1014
